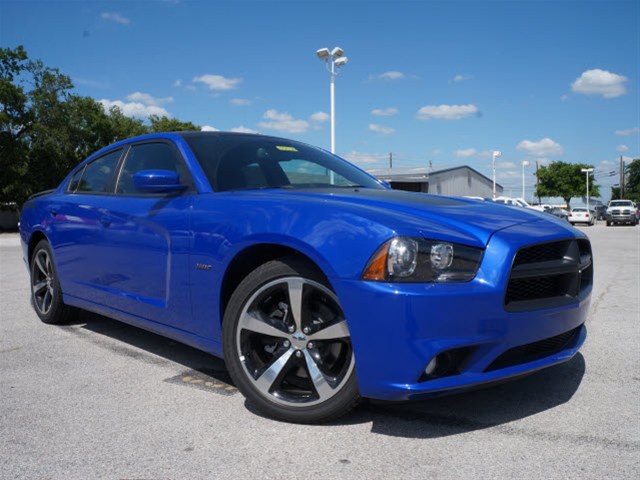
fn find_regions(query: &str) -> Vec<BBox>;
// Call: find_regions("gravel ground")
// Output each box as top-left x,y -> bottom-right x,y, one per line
1,223 -> 638,479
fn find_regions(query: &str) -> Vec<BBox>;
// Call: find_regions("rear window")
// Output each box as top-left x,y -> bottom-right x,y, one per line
74,149 -> 123,194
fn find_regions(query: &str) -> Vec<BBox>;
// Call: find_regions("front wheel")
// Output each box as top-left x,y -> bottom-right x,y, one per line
223,258 -> 359,423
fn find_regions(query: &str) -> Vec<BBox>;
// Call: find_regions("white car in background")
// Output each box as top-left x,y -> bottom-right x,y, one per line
494,196 -> 530,208
569,207 -> 595,226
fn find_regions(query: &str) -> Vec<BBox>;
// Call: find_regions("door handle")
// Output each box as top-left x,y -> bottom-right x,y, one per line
99,216 -> 111,227
49,208 -> 58,216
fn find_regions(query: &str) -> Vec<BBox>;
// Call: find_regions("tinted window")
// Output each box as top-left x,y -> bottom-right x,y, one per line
67,166 -> 85,193
76,149 -> 122,193
116,142 -> 190,194
184,135 -> 383,192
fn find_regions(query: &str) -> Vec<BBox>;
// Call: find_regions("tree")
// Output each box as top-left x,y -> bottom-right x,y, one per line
0,46 -> 74,206
148,115 -> 199,133
1,46 -> 151,207
535,161 -> 600,209
624,159 -> 640,202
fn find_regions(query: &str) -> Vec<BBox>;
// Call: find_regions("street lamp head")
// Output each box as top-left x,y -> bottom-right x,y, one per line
316,48 -> 330,60
493,150 -> 502,158
581,168 -> 594,173
523,160 -> 530,167
335,56 -> 349,67
331,47 -> 344,58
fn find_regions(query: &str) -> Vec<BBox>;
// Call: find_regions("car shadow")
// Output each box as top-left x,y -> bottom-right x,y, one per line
63,311 -> 585,439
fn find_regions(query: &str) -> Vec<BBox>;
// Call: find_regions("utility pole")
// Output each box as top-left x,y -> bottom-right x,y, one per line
389,152 -> 393,169
536,161 -> 541,204
620,155 -> 625,198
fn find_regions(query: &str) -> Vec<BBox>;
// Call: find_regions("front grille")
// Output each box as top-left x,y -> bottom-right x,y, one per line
611,209 -> 620,215
505,239 -> 592,312
485,327 -> 581,371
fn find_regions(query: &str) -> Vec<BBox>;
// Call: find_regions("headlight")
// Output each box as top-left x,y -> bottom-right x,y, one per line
362,236 -> 483,283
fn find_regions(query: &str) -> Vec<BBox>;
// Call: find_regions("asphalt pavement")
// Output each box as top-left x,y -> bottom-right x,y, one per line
1,223 -> 638,479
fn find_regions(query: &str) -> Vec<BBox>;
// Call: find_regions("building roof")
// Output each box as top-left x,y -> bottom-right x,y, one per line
368,165 -> 503,189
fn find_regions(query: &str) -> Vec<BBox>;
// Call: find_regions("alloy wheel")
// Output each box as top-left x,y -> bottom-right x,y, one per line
235,277 -> 354,407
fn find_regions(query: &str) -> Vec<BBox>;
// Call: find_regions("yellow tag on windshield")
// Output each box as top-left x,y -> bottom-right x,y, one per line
276,145 -> 298,152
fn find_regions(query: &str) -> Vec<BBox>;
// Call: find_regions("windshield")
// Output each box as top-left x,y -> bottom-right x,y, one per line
609,200 -> 633,207
183,134 -> 384,192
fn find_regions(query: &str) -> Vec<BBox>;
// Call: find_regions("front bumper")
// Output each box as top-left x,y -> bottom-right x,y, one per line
607,214 -> 635,223
334,220 -> 591,401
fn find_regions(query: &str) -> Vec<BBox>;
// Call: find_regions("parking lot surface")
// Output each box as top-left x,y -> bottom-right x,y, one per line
1,223 -> 639,479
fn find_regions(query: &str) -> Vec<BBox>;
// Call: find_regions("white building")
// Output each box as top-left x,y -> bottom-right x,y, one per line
368,166 -> 502,198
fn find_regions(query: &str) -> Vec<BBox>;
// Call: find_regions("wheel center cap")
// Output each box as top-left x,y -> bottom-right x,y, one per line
290,331 -> 307,349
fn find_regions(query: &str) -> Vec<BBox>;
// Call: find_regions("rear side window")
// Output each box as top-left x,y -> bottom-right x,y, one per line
67,167 -> 85,192
75,149 -> 123,193
116,142 -> 190,194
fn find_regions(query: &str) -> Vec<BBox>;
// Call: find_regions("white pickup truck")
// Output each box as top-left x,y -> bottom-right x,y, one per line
606,200 -> 638,226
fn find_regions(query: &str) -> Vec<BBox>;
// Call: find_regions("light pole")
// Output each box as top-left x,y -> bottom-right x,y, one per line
316,47 -> 348,154
492,151 -> 501,199
522,160 -> 530,200
581,167 -> 594,214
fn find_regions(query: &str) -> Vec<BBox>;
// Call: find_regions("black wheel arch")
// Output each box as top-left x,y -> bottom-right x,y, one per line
219,243 -> 332,326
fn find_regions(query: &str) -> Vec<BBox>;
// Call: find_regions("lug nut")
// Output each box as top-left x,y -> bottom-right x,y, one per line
303,327 -> 310,334
283,340 -> 290,348
295,350 -> 302,358
307,342 -> 314,349
288,325 -> 295,333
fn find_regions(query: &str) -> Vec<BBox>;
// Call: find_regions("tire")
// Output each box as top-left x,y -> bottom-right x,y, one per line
30,240 -> 74,324
606,221 -> 611,226
223,257 -> 360,423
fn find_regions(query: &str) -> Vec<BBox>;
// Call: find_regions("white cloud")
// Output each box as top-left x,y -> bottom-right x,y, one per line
341,151 -> 388,166
615,127 -> 640,136
371,107 -> 398,117
497,161 -> 516,169
560,95 -> 569,102
174,80 -> 182,87
516,138 -> 564,157
258,110 -> 309,133
370,71 -> 405,81
230,126 -> 258,134
369,123 -> 395,135
417,104 -> 478,120
455,148 -> 477,158
201,125 -> 218,132
100,12 -> 130,25
310,112 -> 330,123
616,144 -> 630,152
99,99 -> 169,118
571,69 -> 628,98
126,92 -> 173,106
193,74 -> 242,91
449,74 -> 470,84
230,98 -> 252,106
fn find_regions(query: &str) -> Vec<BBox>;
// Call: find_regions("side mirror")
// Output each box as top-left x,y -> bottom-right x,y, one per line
133,169 -> 185,193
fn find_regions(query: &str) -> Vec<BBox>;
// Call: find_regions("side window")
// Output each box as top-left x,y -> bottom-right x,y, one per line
116,142 -> 189,194
76,149 -> 122,193
67,166 -> 85,193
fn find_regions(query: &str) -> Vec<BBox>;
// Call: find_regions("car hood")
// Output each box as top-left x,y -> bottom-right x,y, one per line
236,188 -> 570,247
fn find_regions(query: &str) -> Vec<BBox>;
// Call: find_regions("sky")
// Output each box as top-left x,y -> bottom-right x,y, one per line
1,0 -> 639,201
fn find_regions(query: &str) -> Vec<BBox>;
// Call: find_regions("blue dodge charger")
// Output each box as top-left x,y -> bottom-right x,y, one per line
20,132 -> 591,423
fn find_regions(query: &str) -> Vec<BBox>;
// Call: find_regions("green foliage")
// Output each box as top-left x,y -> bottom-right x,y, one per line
1,46 -> 200,208
535,161 -> 600,209
624,159 -> 640,202
148,115 -> 199,133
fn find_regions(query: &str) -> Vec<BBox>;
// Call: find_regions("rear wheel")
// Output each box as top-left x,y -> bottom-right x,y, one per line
223,258 -> 359,423
30,240 -> 74,324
